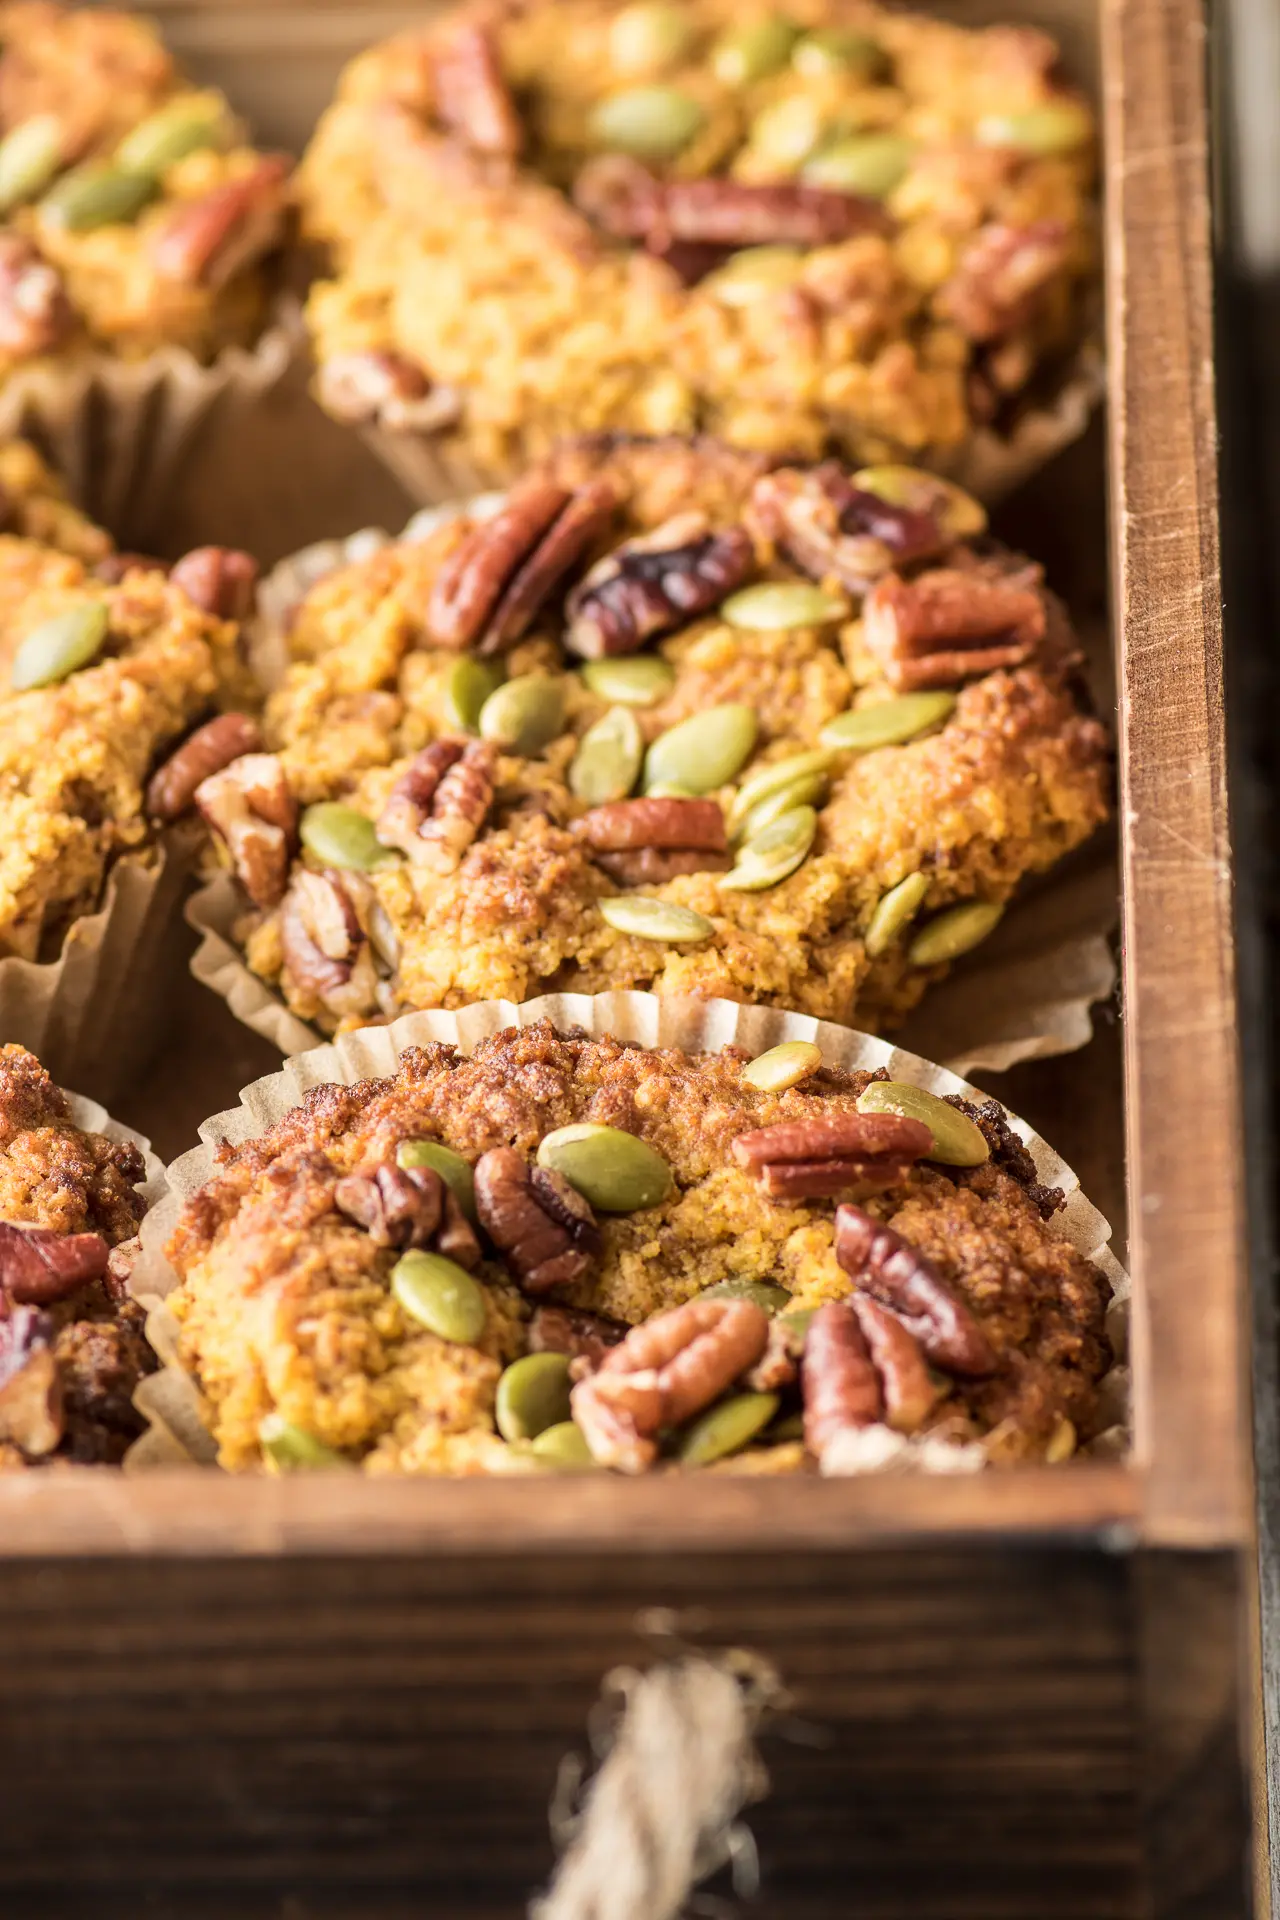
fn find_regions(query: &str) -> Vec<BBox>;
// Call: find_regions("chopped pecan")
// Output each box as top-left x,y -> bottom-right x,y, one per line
379,739 -> 496,874
431,479 -> 617,657
801,1301 -> 882,1459
316,349 -> 460,432
104,1237 -> 140,1306
474,1146 -> 601,1295
93,552 -> 167,586
196,752 -> 298,908
834,1204 -> 996,1376
0,1303 -> 53,1385
432,21 -> 523,157
0,1221 -> 109,1305
747,465 -> 944,592
744,1315 -> 799,1393
576,159 -> 891,250
0,1343 -> 62,1458
528,1303 -> 627,1371
938,219 -> 1071,344
279,869 -> 380,1020
151,155 -> 289,289
576,797 -> 727,853
169,547 -> 260,622
565,513 -> 754,658
335,1161 -> 481,1269
731,1113 -> 931,1201
848,1292 -> 936,1434
571,1297 -> 769,1473
862,562 -> 1046,690
0,233 -> 71,359
146,712 -> 263,823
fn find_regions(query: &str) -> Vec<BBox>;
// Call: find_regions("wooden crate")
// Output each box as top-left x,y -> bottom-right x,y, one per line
0,2 -> 1260,1915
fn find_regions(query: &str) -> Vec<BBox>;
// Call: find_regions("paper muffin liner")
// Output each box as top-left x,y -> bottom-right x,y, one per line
126,990 -> 1130,1474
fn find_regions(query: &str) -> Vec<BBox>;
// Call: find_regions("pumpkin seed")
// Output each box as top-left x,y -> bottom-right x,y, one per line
703,244 -> 804,306
300,801 -> 398,872
644,702 -> 757,794
721,581 -> 848,631
698,1279 -> 792,1312
864,870 -> 930,957
719,804 -> 816,892
478,673 -> 566,756
728,749 -> 834,836
391,1249 -> 487,1344
589,84 -> 705,160
857,1080 -> 990,1167
40,162 -> 158,231
741,1040 -> 822,1093
908,899 -> 1003,967
580,655 -> 674,706
1045,1415 -> 1077,1464
495,1352 -> 573,1443
645,781 -> 697,800
820,691 -> 956,753
10,601 -> 108,690
569,704 -> 644,805
853,465 -> 987,542
115,95 -> 226,174
396,1139 -> 478,1222
0,116 -> 64,214
530,1419 -> 599,1469
599,895 -> 717,944
679,1391 -> 779,1465
609,2 -> 695,76
258,1413 -> 349,1471
976,100 -> 1092,156
445,655 -> 502,733
537,1121 -> 672,1212
712,15 -> 798,84
802,133 -> 915,197
747,93 -> 828,170
792,28 -> 888,78
737,772 -> 827,843
780,1307 -> 815,1342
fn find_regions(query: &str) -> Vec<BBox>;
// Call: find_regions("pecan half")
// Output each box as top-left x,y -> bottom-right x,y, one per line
731,1113 -> 931,1201
379,739 -> 496,874
316,350 -> 461,432
0,1342 -> 62,1458
432,21 -> 523,157
432,480 -> 616,657
938,219 -> 1071,344
862,562 -> 1046,690
576,159 -> 890,250
576,797 -> 727,853
0,1221 -> 109,1305
146,713 -> 263,823
593,846 -> 734,885
747,465 -> 944,592
834,1204 -> 996,1376
847,1292 -> 936,1434
279,869 -> 380,1020
0,234 -> 71,359
565,513 -> 754,658
376,738 -> 464,859
802,1301 -> 882,1460
151,155 -> 289,290
169,547 -> 260,622
335,1161 -> 481,1268
474,1147 -> 601,1295
196,752 -> 298,908
528,1303 -> 627,1371
571,1297 -> 769,1473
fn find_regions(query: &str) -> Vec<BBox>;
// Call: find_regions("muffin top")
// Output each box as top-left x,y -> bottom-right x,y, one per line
0,3 -> 290,372
299,0 -> 1097,473
189,436 -> 1109,1035
166,1021 -> 1112,1476
0,1041 -> 153,1468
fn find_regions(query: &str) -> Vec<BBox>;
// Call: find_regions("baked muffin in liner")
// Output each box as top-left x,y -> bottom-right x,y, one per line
183,439 -> 1116,1076
297,0 -> 1103,504
126,992 -> 1128,1475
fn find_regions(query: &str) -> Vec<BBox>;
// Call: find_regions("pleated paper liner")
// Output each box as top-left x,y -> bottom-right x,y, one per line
125,991 -> 1130,1475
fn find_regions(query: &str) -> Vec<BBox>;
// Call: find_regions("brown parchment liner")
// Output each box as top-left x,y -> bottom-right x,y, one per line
126,991 -> 1129,1475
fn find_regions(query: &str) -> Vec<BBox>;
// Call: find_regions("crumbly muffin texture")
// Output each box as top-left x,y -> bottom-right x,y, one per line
0,3 -> 289,376
0,1042 -> 153,1469
202,436 -> 1109,1035
299,0 -> 1097,477
165,1023 -> 1112,1475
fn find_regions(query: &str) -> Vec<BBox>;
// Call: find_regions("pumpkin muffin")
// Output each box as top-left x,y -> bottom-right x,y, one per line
299,0 -> 1097,484
164,1022 -> 1113,1475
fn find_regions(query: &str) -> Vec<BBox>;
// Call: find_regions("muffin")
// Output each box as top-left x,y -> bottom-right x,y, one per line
0,1042 -> 155,1468
299,0 -> 1098,492
161,1020 -> 1113,1475
184,436 -> 1109,1040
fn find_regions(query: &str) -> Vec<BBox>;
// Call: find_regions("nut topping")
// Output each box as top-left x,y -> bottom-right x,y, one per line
429,478 -> 616,654
528,1303 -> 627,1371
433,22 -> 523,158
335,1162 -> 481,1269
93,552 -> 167,586
376,738 -> 465,858
279,868 -> 380,1019
150,155 -> 289,289
731,1112 -> 931,1201
474,1146 -> 601,1295
0,1335 -> 62,1458
316,350 -> 460,432
379,739 -> 496,874
862,562 -> 1047,690
847,1292 -> 936,1433
577,795 -> 731,884
576,157 -> 891,252
0,1220 -> 110,1304
565,512 -> 754,658
0,233 -> 70,358
747,465 -> 944,592
196,752 -> 298,908
594,846 -> 734,885
169,547 -> 260,621
939,219 -> 1071,343
834,1203 -> 996,1376
801,1301 -> 882,1459
146,713 -> 263,823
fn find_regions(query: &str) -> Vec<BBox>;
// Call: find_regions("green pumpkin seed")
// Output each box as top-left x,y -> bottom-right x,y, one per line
115,95 -> 226,174
719,804 -> 816,892
864,870 -> 930,957
445,655 -> 503,733
496,1352 -> 574,1443
747,93 -> 828,170
857,1079 -> 990,1167
976,100 -> 1092,156
569,704 -> 644,805
645,781 -> 697,800
530,1420 -> 599,1469
300,801 -> 398,872
728,749 -> 834,836
712,15 -> 798,84
820,691 -> 956,754
40,162 -> 158,231
853,465 -> 987,541
907,900 -> 1003,967
10,602 -> 108,690
698,1279 -> 793,1312
766,1409 -> 805,1441
391,1249 -> 487,1344
258,1413 -> 349,1471
802,133 -> 915,198
589,85 -> 705,160
644,702 -> 757,794
704,245 -> 804,306
792,28 -> 888,78
537,1122 -> 672,1212
741,1040 -> 822,1093
395,1139 -> 478,1222
580,655 -> 675,706
600,895 -> 716,944
609,2 -> 695,75
0,116 -> 64,214
478,673 -> 566,756
780,1307 -> 815,1343
737,772 -> 827,843
679,1391 -> 779,1465
720,582 -> 848,631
